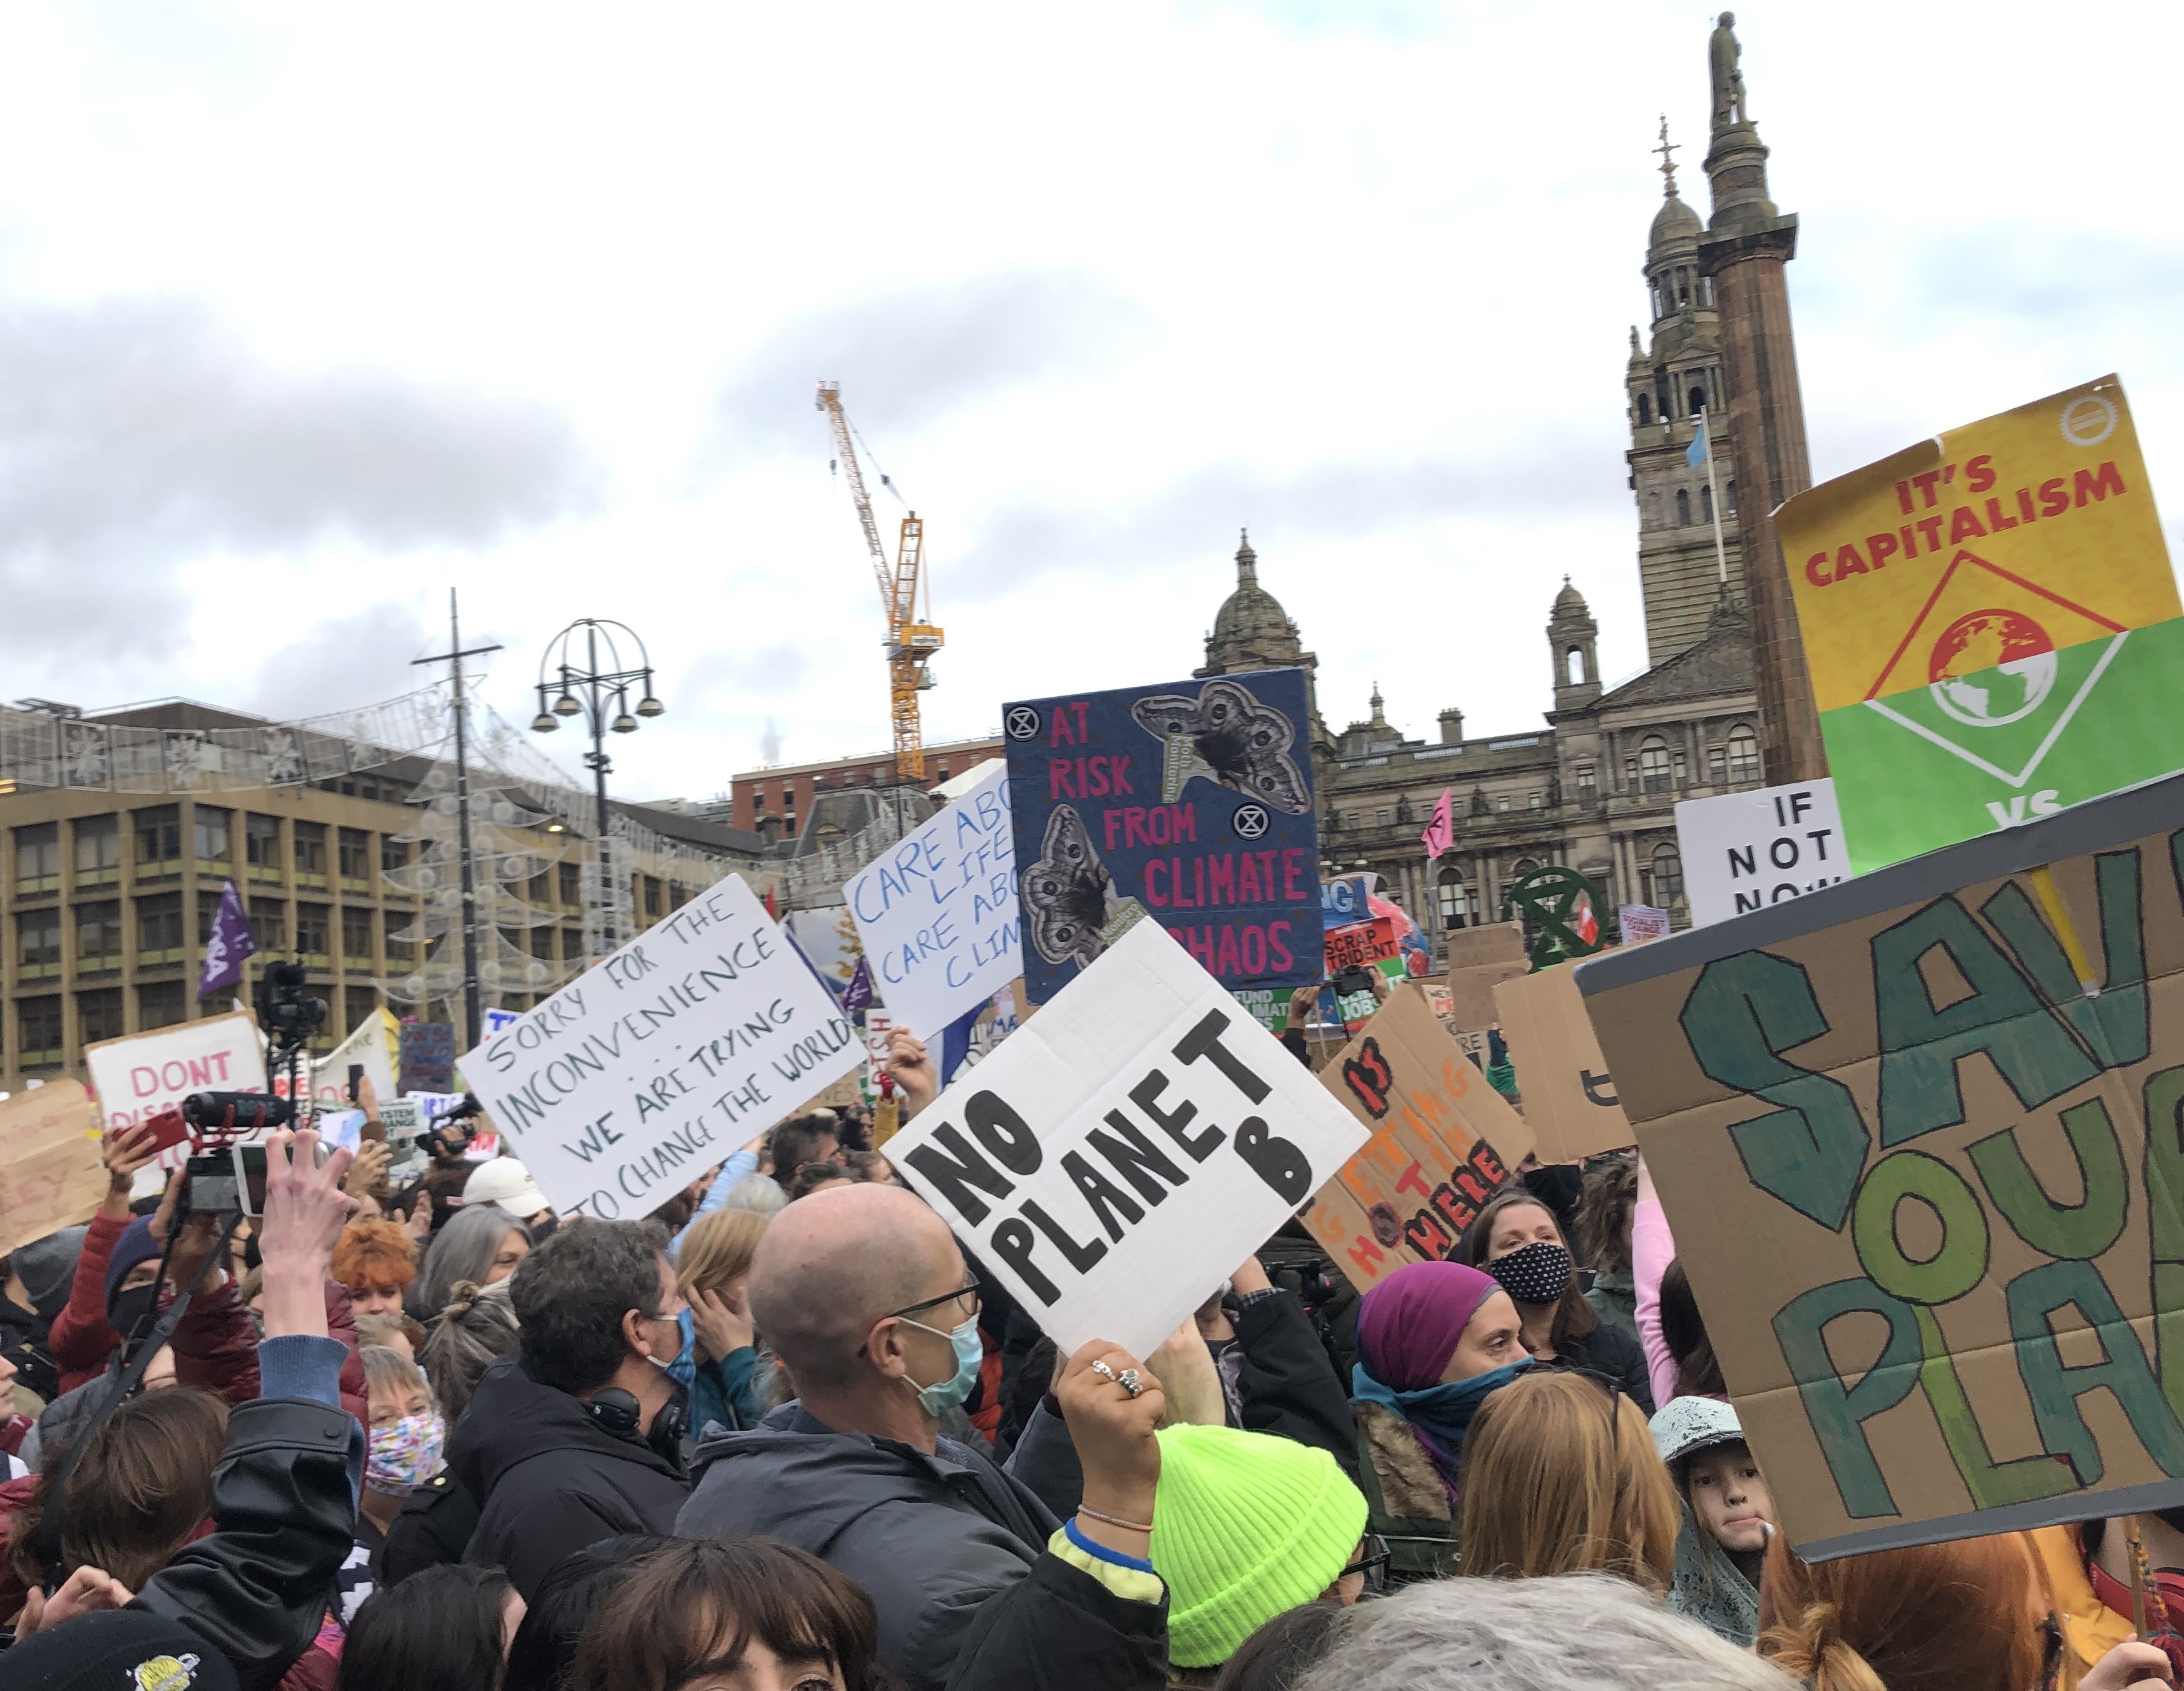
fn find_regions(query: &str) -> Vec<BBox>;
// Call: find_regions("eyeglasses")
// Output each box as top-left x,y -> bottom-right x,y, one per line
857,1282 -> 981,1357
1344,1534 -> 1393,1597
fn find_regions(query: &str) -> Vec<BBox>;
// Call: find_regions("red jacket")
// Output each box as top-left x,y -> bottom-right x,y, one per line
48,1211 -> 130,1394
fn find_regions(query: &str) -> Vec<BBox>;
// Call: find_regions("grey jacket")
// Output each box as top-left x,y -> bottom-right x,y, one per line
678,1403 -> 1061,1691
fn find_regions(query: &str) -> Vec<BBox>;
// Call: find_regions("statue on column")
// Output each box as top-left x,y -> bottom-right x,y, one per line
1709,11 -> 1746,129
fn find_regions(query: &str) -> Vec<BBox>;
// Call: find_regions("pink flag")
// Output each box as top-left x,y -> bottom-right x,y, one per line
1421,788 -> 1455,861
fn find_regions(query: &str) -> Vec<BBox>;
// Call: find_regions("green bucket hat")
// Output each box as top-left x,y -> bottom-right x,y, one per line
1150,1422 -> 1369,1668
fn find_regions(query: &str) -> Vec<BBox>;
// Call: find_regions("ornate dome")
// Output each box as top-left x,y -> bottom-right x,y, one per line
1649,190 -> 1701,252
1207,531 -> 1302,664
1552,576 -> 1591,620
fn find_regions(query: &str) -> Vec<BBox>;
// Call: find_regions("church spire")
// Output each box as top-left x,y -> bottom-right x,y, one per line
1234,528 -> 1257,585
1654,114 -> 1680,200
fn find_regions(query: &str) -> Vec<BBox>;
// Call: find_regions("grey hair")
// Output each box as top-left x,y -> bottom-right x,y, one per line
722,1173 -> 786,1217
410,1205 -> 532,1321
1294,1573 -> 1799,1691
419,1277 -> 520,1426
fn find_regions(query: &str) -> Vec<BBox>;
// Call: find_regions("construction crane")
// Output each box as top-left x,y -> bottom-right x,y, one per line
815,381 -> 945,783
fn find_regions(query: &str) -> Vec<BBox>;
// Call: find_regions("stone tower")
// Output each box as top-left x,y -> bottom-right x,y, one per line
1548,577 -> 1602,712
1696,11 -> 1825,781
1627,118 -> 1744,666
1197,531 -> 1334,758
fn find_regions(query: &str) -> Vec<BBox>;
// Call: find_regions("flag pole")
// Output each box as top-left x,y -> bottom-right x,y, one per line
1701,405 -> 1729,586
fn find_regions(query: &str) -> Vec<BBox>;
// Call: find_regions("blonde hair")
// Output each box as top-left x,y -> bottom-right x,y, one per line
1756,1531 -> 2043,1691
676,1208 -> 769,1303
360,1344 -> 430,1412
1458,1370 -> 1679,1591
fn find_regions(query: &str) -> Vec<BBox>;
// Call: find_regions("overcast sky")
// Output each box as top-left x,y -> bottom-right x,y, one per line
6,1 -> 2180,803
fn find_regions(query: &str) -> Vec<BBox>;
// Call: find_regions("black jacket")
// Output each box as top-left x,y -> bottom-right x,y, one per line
944,1551 -> 1165,1691
448,1357 -> 689,1600
1230,1288 -> 1359,1479
133,1395 -> 364,1691
1552,1318 -> 1655,1416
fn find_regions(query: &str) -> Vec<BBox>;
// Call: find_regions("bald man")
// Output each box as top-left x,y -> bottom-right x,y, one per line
677,1182 -> 1170,1691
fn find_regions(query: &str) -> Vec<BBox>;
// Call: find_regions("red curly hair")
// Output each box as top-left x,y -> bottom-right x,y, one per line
330,1218 -> 419,1293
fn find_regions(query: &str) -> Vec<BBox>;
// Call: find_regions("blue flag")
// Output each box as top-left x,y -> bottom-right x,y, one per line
1686,414 -> 1709,469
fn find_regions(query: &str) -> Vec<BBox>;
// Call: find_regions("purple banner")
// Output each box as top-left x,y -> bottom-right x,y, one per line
197,879 -> 257,999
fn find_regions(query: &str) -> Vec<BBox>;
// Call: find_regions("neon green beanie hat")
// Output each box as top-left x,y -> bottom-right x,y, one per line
1150,1422 -> 1369,1668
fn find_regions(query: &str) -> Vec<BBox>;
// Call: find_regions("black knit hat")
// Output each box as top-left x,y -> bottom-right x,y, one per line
0,1611 -> 240,1691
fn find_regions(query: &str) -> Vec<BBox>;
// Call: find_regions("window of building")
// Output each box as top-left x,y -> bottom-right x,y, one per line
344,985 -> 379,1034
1528,792 -> 1545,809
193,807 -> 230,865
137,892 -> 185,957
1651,843 -> 1686,907
293,823 -> 327,882
78,988 -> 124,1047
1375,809 -> 1391,828
559,862 -> 581,908
134,806 -> 182,870
1708,746 -> 1727,783
338,829 -> 372,881
1344,813 -> 1361,830
18,996 -> 63,1064
1726,726 -> 1761,785
1726,479 -> 1738,514
1636,394 -> 1652,426
1672,749 -> 1688,783
136,982 -> 186,1031
644,876 -> 664,920
1495,794 -> 1511,813
18,907 -> 61,975
1675,488 -> 1692,527
1566,648 -> 1584,686
1639,738 -> 1672,796
196,890 -> 227,947
342,907 -> 375,964
250,899 -> 289,951
246,814 -> 283,875
1512,856 -> 1539,878
380,836 -> 410,876
74,815 -> 120,885
1689,384 -> 1706,416
13,823 -> 60,894
1576,764 -> 1598,800
76,900 -> 122,969
1437,868 -> 1471,930
296,903 -> 331,959
562,927 -> 584,963
385,918 -> 415,968
1700,483 -> 1713,523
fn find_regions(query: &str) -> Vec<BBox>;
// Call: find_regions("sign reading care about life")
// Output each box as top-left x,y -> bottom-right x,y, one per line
889,918 -> 1369,1360
462,875 -> 860,1220
1579,769 -> 2184,1560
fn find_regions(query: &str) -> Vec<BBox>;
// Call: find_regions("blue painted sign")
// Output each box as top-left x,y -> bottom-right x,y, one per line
1002,667 -> 1323,1004
1321,875 -> 1372,929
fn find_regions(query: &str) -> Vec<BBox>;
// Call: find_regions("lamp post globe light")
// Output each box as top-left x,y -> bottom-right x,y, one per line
530,619 -> 664,955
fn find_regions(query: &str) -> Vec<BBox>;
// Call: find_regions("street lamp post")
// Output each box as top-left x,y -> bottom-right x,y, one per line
529,619 -> 664,958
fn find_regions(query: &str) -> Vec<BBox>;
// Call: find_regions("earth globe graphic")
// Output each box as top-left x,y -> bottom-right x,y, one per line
1925,609 -> 2056,727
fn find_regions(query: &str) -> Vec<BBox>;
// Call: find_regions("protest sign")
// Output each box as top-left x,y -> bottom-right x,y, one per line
309,1007 -> 400,1105
462,875 -> 858,1220
1618,904 -> 1673,943
1326,918 -> 1401,972
1777,376 -> 2183,873
1322,876 -> 1373,929
1002,667 -> 1322,1004
1305,985 -> 1532,1290
847,761 -> 1019,1035
1443,960 -> 1528,1031
1444,922 -> 1527,970
1676,779 -> 1851,927
888,918 -> 1368,1360
1576,769 -> 2184,1558
85,1012 -> 269,1140
1492,964 -> 1633,1161
399,1020 -> 456,1094
0,1082 -> 105,1255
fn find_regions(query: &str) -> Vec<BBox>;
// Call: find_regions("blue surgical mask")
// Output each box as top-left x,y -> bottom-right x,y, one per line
900,1313 -> 983,1417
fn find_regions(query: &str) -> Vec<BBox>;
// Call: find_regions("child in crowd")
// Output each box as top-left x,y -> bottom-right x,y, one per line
1649,1396 -> 1777,1645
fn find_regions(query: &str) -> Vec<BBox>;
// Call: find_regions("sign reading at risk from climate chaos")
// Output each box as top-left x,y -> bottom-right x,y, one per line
1001,668 -> 1323,1005
1776,376 -> 2181,874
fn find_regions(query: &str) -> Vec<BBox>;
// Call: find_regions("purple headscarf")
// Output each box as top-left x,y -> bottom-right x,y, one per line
1354,1261 -> 1502,1392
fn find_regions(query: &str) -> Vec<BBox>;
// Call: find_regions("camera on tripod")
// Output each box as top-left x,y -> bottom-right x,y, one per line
180,1091 -> 297,1216
255,960 -> 327,1049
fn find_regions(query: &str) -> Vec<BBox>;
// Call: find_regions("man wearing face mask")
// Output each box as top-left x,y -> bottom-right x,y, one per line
445,1217 -> 692,1600
681,1181 -> 1174,1691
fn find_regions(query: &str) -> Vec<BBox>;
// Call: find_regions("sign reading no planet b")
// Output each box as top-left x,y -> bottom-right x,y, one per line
461,875 -> 858,1220
1002,667 -> 1323,1005
888,918 -> 1369,1360
1578,768 -> 2184,1560
846,761 -> 1019,1036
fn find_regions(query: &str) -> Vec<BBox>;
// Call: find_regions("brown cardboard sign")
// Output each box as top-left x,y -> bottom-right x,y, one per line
1442,960 -> 1529,1030
1304,984 -> 1535,1290
1575,770 -> 2184,1560
1493,963 -> 1635,1161
0,1082 -> 106,1257
1445,922 -> 1527,969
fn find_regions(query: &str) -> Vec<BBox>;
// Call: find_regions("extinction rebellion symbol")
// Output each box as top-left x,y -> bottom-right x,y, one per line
1232,803 -> 1271,840
1004,706 -> 1041,741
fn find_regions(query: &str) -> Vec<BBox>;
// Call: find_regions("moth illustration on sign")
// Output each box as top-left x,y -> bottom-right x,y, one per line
1130,680 -> 1312,815
1022,806 -> 1113,968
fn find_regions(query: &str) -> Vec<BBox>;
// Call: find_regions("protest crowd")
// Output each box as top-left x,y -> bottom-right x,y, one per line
0,1004 -> 2172,1691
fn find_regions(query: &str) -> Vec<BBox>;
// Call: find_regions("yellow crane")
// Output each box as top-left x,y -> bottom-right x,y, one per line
815,380 -> 944,783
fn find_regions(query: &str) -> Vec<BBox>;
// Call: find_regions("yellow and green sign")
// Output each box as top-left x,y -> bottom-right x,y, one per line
1778,376 -> 2181,873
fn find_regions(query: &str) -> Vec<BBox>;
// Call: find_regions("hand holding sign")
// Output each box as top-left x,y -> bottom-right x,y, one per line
1058,1337 -> 1165,1559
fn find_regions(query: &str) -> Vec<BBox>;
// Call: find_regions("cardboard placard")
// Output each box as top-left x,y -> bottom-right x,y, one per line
1492,964 -> 1634,1161
1304,984 -> 1533,1289
1326,918 -> 1401,972
462,875 -> 859,1220
1618,904 -> 1674,943
84,1012 -> 269,1149
847,761 -> 1019,1036
1776,376 -> 2183,873
0,1082 -> 106,1255
1675,779 -> 1852,927
1577,769 -> 2184,1559
888,919 -> 1369,1360
1443,922 -> 1527,970
1442,960 -> 1528,1032
399,1021 -> 456,1094
1001,668 -> 1323,1004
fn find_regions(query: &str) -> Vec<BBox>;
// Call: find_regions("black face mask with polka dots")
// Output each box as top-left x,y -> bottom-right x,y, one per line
1487,1240 -> 1573,1307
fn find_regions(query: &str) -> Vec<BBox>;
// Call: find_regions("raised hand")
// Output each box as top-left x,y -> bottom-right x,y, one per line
257,1129 -> 358,1340
100,1120 -> 162,1218
885,1028 -> 939,1121
1057,1339 -> 1165,1561
689,1283 -> 755,1360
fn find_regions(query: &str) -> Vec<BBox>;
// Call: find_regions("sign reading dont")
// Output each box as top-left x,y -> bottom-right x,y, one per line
889,918 -> 1368,1360
463,875 -> 858,1220
85,1012 -> 269,1142
1579,770 -> 2184,1560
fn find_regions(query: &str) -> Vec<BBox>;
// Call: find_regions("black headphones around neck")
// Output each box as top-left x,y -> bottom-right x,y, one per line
585,1387 -> 686,1461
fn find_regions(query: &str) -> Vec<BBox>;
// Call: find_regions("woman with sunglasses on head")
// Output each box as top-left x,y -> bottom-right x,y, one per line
1465,1185 -> 1654,1414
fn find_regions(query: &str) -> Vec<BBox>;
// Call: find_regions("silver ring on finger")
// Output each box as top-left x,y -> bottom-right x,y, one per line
1089,1359 -> 1118,1385
1116,1367 -> 1143,1398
